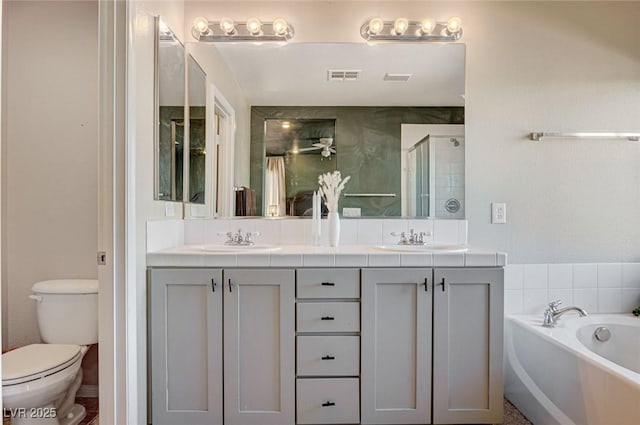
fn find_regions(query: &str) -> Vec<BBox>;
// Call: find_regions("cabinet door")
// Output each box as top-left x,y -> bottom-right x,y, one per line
361,268 -> 432,424
223,269 -> 295,425
149,268 -> 223,425
433,268 -> 504,424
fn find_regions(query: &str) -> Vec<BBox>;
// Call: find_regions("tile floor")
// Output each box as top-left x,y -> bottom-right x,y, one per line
505,398 -> 533,425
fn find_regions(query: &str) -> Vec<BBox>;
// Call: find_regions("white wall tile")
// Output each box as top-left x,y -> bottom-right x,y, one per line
183,219 -> 205,245
457,220 -> 468,244
548,264 -> 572,289
573,264 -> 597,289
548,289 -> 572,306
339,220 -> 358,245
622,263 -> 640,288
504,290 -> 524,315
523,289 -> 549,314
433,220 -> 459,244
203,220 -> 234,244
505,265 -> 523,290
597,263 -> 622,288
280,220 -> 309,245
356,220 -> 383,245
621,289 -> 640,313
254,220 -> 281,245
523,264 -> 547,289
407,219 -> 434,244
597,288 -> 622,313
382,220 -> 408,245
573,289 -> 598,313
146,219 -> 184,252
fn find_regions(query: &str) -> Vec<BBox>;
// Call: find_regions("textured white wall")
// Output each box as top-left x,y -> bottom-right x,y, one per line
2,1 -> 98,348
183,1 -> 640,263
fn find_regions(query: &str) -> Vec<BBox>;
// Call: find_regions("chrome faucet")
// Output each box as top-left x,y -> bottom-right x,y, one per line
223,229 -> 260,246
391,228 -> 431,245
542,300 -> 588,328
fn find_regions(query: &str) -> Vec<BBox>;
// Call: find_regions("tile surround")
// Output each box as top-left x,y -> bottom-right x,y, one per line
505,263 -> 640,315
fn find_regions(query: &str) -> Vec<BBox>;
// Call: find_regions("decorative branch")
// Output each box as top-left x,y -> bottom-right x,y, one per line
318,171 -> 351,213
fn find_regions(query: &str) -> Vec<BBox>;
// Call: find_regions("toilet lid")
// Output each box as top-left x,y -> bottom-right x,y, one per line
2,344 -> 82,386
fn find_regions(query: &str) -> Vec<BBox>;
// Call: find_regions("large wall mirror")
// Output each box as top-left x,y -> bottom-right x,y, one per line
184,42 -> 465,218
155,18 -> 185,202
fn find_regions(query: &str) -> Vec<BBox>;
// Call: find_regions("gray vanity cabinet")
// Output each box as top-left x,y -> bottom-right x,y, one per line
223,269 -> 296,425
149,268 -> 295,425
361,268 -> 433,424
432,268 -> 504,424
149,268 -> 223,425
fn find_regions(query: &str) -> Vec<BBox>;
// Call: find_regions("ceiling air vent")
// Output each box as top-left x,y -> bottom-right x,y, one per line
327,70 -> 360,82
384,73 -> 412,82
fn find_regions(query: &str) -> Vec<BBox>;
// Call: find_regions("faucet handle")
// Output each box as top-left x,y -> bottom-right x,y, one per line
548,300 -> 563,311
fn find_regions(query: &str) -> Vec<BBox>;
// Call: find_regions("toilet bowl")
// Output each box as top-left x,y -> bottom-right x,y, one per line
1,279 -> 98,425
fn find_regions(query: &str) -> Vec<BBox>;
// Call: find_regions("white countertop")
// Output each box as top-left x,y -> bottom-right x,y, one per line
147,244 -> 507,268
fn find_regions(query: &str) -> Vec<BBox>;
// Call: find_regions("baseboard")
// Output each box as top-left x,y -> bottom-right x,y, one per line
77,385 -> 99,398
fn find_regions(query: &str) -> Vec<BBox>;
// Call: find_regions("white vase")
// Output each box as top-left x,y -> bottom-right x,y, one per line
328,212 -> 340,247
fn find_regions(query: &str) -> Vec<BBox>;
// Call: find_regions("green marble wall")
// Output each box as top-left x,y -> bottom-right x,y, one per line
251,106 -> 464,216
188,107 -> 206,203
158,106 -> 184,201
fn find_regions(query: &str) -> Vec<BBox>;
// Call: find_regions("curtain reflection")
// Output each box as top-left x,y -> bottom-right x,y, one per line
264,157 -> 286,216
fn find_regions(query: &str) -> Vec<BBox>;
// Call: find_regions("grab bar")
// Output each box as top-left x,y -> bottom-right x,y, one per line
343,193 -> 396,197
529,132 -> 640,142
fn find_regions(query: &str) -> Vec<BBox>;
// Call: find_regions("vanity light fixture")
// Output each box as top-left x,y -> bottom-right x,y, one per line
361,16 -> 463,42
191,16 -> 294,42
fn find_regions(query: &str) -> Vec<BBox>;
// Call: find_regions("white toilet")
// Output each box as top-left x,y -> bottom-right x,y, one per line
2,279 -> 98,425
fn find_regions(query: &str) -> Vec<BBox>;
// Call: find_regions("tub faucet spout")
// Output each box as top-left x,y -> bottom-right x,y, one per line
543,300 -> 588,328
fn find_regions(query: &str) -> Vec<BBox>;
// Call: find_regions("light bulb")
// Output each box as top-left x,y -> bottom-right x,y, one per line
419,18 -> 436,35
446,16 -> 462,34
219,17 -> 235,35
281,121 -> 290,129
272,18 -> 288,36
246,18 -> 262,35
393,18 -> 409,35
193,17 -> 210,35
368,17 -> 384,35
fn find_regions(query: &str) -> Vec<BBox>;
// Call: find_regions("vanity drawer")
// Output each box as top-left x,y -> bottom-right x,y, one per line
297,269 -> 360,299
297,302 -> 360,332
297,336 -> 359,376
296,378 -> 360,424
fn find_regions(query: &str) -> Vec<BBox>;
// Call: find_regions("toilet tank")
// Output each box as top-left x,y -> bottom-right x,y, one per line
31,279 -> 99,344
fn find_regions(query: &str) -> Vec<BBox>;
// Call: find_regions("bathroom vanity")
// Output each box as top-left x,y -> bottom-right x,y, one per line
147,243 -> 504,425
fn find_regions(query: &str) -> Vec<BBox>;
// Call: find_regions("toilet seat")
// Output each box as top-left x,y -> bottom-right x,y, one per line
2,344 -> 82,386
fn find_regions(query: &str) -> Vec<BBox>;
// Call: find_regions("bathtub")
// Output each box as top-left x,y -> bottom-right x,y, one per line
505,314 -> 640,425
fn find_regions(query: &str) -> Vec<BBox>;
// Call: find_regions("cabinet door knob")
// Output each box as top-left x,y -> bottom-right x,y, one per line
321,355 -> 335,360
321,282 -> 335,286
321,316 -> 335,321
211,278 -> 216,292
322,401 -> 336,407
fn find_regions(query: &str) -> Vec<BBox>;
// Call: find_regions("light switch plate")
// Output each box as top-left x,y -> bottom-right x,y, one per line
492,203 -> 506,224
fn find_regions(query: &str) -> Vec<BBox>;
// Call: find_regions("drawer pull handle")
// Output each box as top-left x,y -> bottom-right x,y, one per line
321,316 -> 335,321
423,277 -> 428,292
321,355 -> 335,360
440,277 -> 445,292
322,401 -> 336,407
321,282 -> 335,286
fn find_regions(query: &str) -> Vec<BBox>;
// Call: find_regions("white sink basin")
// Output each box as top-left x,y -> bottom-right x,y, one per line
198,244 -> 282,253
374,244 -> 468,253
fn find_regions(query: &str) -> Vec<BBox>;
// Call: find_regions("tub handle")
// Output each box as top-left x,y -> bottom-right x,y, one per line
28,294 -> 43,302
